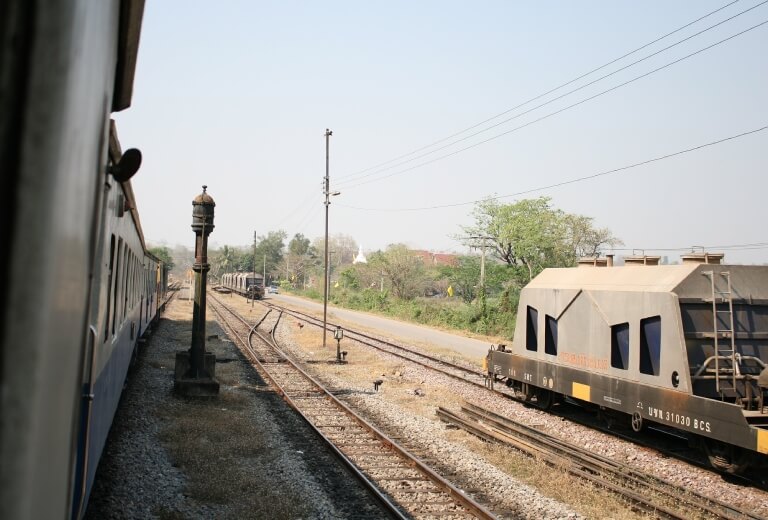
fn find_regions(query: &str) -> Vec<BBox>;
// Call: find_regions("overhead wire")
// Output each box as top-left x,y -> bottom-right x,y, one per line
336,1 -> 767,189
336,19 -> 768,192
273,187 -> 320,229
335,0 -> 747,183
610,242 -> 768,251
335,123 -> 768,211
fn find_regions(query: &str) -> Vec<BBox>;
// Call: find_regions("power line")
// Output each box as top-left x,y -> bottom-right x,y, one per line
335,0 -> 746,183
338,19 -> 768,192
610,243 -> 768,252
335,124 -> 767,212
336,1 -> 767,189
274,187 -> 319,228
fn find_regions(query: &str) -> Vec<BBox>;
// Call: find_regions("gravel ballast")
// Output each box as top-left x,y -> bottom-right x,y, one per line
85,294 -> 389,520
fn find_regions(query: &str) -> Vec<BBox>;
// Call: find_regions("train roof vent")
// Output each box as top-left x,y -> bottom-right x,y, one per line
623,255 -> 661,266
578,257 -> 609,267
681,252 -> 724,264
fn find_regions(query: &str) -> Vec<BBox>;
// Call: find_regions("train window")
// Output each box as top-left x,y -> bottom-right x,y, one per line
526,306 -> 538,352
105,235 -> 116,342
128,255 -> 133,308
639,316 -> 662,376
611,322 -> 630,370
130,255 -> 134,307
113,238 -> 123,335
544,315 -> 558,355
122,244 -> 129,320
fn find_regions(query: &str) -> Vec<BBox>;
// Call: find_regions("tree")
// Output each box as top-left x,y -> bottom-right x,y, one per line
462,197 -> 621,283
210,245 -> 239,278
563,213 -> 623,260
288,233 -> 312,256
368,244 -> 427,300
312,234 -> 358,267
282,233 -> 319,287
148,246 -> 175,271
439,256 -> 480,303
254,230 -> 287,281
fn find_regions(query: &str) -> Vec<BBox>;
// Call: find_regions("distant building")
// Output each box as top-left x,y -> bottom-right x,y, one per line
353,246 -> 367,264
413,250 -> 459,267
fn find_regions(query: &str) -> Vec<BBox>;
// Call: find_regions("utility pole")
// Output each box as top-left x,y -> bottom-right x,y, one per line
479,236 -> 487,294
470,235 -> 492,316
252,231 -> 257,307
323,129 -> 333,349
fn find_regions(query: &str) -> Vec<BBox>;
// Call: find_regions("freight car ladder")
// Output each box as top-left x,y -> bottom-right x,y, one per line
705,271 -> 738,395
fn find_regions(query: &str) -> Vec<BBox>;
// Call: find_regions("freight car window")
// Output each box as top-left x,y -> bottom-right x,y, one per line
526,306 -> 538,351
611,322 -> 630,370
545,315 -> 558,355
639,316 -> 661,376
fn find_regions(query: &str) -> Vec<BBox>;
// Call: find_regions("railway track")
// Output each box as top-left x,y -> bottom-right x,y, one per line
261,302 -> 491,389
257,298 -> 768,514
159,281 -> 181,312
208,293 -> 496,520
437,402 -> 762,520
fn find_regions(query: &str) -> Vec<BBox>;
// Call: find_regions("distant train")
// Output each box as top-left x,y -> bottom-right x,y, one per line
220,272 -> 265,299
486,253 -> 768,474
0,2 -> 166,519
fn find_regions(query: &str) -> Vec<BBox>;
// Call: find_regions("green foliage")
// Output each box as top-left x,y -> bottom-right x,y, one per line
254,230 -> 287,280
149,246 -> 175,271
283,233 -> 319,288
462,196 -> 622,285
210,245 -> 241,277
368,244 -> 427,300
288,233 -> 311,256
439,256 -> 480,303
292,282 -> 516,339
339,266 -> 361,290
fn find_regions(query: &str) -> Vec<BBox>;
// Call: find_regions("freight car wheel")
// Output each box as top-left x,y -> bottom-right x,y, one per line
534,389 -> 554,410
703,439 -> 749,474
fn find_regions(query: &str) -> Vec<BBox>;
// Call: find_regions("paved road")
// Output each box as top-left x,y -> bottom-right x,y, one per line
267,292 -> 495,361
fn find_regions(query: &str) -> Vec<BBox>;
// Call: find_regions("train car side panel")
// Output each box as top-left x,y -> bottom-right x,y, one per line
0,2 -> 127,519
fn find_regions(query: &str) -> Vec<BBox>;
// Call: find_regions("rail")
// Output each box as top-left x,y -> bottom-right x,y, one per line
438,402 -> 762,520
209,292 -> 496,519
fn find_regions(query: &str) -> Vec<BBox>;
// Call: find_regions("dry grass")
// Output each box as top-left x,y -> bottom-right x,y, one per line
444,430 -> 642,519
157,386 -> 304,518
153,300 -> 314,519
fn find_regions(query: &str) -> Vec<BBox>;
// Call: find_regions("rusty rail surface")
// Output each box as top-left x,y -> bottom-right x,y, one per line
209,293 -> 497,520
438,403 -> 762,520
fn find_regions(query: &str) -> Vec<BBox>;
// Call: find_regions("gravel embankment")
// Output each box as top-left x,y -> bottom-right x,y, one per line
86,294 -> 390,520
267,309 -> 583,520
265,298 -> 768,520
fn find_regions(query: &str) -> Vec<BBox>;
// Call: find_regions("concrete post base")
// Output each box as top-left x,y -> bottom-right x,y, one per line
173,351 -> 220,397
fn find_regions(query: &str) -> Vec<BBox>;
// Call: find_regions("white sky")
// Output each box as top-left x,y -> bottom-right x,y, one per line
116,1 -> 768,264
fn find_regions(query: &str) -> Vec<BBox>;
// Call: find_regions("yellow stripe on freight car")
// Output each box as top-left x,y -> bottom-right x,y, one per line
758,429 -> 768,454
572,382 -> 591,402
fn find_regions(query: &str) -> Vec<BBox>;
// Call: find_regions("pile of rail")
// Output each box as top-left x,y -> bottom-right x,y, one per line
208,293 -> 496,520
437,402 -> 761,520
